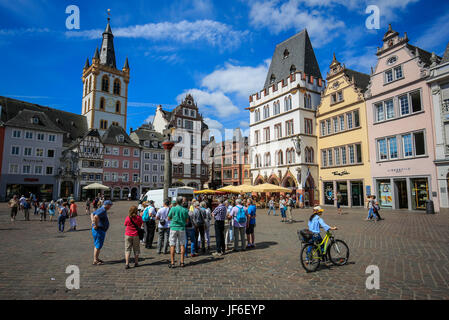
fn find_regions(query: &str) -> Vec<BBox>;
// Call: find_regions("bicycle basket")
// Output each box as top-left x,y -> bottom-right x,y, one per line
298,229 -> 313,243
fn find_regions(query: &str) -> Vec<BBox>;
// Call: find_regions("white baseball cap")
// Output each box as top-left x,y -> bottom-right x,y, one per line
313,206 -> 324,212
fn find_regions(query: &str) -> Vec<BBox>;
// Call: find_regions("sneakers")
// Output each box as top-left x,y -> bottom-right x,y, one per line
212,252 -> 223,257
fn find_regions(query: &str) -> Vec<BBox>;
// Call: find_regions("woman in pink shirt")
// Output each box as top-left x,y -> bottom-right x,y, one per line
124,206 -> 143,269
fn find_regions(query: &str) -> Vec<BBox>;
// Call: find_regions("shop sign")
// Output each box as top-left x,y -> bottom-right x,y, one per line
24,178 -> 39,182
387,168 -> 411,174
332,170 -> 349,176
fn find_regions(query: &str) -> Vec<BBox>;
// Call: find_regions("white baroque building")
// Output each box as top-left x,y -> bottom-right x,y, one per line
248,30 -> 324,205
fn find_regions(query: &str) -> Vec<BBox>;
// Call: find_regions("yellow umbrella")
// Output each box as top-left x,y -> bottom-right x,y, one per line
194,189 -> 219,194
217,185 -> 240,193
252,183 -> 292,193
233,184 -> 257,193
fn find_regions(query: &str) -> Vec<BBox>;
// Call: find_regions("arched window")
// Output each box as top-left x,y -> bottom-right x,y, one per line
100,97 -> 105,110
284,97 -> 288,111
88,99 -> 90,111
113,79 -> 121,95
264,153 -> 271,167
288,96 -> 292,109
101,75 -> 109,92
84,80 -> 88,96
115,101 -> 121,113
84,101 -> 87,113
270,74 -> 276,84
255,109 -> 260,122
276,150 -> 283,165
89,77 -> 92,92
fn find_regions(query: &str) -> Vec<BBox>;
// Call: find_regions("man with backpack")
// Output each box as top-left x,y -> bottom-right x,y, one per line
228,198 -> 249,252
193,201 -> 206,254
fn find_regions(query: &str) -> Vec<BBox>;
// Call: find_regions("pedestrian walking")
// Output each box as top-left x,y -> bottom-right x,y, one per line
91,200 -> 112,265
39,199 -> 47,221
23,198 -> 31,221
286,194 -> 294,223
185,202 -> 197,257
372,196 -> 383,221
246,199 -> 256,248
69,200 -> 78,231
167,197 -> 189,268
229,198 -> 249,252
8,195 -> 19,222
85,198 -> 91,215
19,195 -> 26,214
124,205 -> 143,269
33,197 -> 39,216
299,193 -> 304,209
58,202 -> 69,232
336,192 -> 343,215
279,196 -> 287,222
267,197 -> 276,216
48,200 -> 56,221
156,199 -> 171,255
142,200 -> 157,249
212,198 -> 227,256
93,196 -> 99,211
225,200 -> 234,250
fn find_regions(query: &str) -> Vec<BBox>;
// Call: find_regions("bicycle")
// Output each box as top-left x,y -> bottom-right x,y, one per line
298,229 -> 349,272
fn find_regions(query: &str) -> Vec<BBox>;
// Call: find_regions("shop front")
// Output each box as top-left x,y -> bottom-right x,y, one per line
1,175 -> 58,201
375,176 -> 431,211
321,180 -> 365,207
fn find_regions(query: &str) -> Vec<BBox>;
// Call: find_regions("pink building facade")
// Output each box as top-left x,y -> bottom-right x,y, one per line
102,125 -> 141,200
365,25 -> 440,212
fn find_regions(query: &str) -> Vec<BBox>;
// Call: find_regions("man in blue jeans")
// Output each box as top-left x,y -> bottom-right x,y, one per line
185,203 -> 197,257
92,200 -> 112,265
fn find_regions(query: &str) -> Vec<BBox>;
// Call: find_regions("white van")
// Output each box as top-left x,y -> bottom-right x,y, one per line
141,188 -> 194,209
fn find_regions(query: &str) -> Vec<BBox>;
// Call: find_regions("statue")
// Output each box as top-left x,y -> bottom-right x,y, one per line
292,136 -> 301,156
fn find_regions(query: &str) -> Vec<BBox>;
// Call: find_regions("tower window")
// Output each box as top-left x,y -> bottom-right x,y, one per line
290,65 -> 296,74
102,75 -> 109,92
100,120 -> 108,130
100,97 -> 105,110
113,79 -> 121,95
283,49 -> 289,59
115,101 -> 121,113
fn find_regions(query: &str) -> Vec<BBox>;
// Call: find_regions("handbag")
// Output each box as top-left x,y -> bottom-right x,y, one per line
129,216 -> 144,241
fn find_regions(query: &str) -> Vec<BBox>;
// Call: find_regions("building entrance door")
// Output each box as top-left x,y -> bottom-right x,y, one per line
395,180 -> 408,209
351,181 -> 363,207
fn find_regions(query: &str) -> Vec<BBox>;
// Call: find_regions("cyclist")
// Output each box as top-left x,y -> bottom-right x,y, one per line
308,206 -> 337,249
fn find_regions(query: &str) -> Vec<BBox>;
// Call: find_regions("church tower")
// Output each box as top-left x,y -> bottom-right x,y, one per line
81,14 -> 130,135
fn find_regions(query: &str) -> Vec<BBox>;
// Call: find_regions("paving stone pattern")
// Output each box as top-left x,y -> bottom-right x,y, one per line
0,202 -> 448,300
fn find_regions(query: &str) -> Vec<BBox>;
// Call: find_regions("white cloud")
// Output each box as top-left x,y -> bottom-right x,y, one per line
145,115 -> 154,124
340,46 -> 378,74
204,117 -> 223,130
201,60 -> 270,98
248,0 -> 345,47
66,20 -> 248,51
177,89 -> 240,118
239,121 -> 250,128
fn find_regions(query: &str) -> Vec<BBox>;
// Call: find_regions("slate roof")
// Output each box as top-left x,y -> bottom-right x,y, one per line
5,109 -> 65,134
0,96 -> 88,146
130,124 -> 164,149
99,22 -> 116,68
264,29 -> 322,89
101,124 -> 141,148
66,128 -> 103,150
343,69 -> 371,93
441,42 -> 449,64
407,44 -> 437,67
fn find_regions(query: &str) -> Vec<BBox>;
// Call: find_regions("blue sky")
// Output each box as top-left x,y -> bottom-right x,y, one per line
1,0 -> 448,141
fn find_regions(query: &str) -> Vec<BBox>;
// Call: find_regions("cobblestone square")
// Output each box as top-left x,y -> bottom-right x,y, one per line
0,201 -> 448,300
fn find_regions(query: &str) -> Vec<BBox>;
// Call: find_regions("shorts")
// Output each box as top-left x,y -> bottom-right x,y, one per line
125,235 -> 140,254
246,224 -> 255,235
92,228 -> 106,249
169,229 -> 186,247
337,202 -> 341,209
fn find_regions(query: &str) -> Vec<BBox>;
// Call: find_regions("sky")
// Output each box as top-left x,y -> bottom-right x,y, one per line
1,0 -> 448,141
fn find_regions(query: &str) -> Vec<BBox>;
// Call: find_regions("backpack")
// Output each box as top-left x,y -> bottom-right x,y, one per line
194,208 -> 205,226
236,206 -> 247,224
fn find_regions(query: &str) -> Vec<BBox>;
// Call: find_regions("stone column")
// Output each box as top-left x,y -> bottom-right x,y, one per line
347,180 -> 352,207
163,141 -> 175,201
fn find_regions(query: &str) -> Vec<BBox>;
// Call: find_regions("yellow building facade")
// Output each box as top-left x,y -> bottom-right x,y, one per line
316,55 -> 372,207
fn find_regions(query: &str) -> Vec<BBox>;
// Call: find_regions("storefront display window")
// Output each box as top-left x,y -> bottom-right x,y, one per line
411,178 -> 429,210
378,180 -> 392,207
336,181 -> 348,206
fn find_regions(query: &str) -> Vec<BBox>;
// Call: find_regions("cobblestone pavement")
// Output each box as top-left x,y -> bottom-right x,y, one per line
0,201 -> 448,300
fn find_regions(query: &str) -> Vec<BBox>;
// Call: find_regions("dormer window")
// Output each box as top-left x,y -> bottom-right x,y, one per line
144,140 -> 150,147
270,74 -> 276,84
32,116 -> 39,124
117,135 -> 124,143
290,65 -> 296,74
283,49 -> 289,59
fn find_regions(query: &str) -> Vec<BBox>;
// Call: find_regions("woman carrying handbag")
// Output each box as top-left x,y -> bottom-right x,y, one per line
124,206 -> 144,269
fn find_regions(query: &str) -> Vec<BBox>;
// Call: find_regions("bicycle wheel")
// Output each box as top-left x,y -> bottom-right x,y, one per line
327,239 -> 349,266
300,243 -> 321,272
